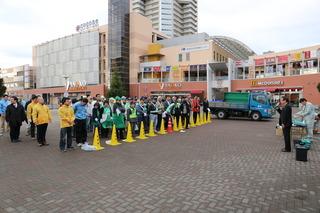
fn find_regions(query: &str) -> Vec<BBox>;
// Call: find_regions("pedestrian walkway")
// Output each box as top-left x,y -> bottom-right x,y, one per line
0,116 -> 320,212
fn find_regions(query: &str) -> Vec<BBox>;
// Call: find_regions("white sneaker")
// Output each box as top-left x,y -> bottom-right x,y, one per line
77,143 -> 83,147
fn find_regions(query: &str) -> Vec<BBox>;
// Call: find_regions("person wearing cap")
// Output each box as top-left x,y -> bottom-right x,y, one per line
73,98 -> 89,146
58,97 -> 75,152
32,96 -> 52,146
101,100 -> 113,139
0,94 -> 11,136
127,101 -> 138,136
109,97 -> 115,111
113,96 -> 126,139
26,95 -> 38,139
92,102 -> 102,129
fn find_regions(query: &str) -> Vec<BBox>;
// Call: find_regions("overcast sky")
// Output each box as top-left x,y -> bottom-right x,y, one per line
0,0 -> 319,68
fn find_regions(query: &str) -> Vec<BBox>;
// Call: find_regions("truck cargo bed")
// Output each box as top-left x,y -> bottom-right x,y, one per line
209,101 -> 249,110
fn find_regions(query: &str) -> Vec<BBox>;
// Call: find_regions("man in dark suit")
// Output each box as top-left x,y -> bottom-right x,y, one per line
5,96 -> 28,142
279,96 -> 292,152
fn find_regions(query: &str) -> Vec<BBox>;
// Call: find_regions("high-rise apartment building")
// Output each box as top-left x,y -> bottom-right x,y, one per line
109,0 -> 130,95
131,0 -> 198,37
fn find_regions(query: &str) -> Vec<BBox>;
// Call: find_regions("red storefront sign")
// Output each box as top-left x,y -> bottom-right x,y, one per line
265,57 -> 276,65
277,55 -> 288,63
304,51 -> 311,59
254,58 -> 264,66
152,66 -> 161,72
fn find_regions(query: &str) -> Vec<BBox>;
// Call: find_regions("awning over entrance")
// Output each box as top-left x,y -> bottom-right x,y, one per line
208,62 -> 228,72
238,86 -> 303,92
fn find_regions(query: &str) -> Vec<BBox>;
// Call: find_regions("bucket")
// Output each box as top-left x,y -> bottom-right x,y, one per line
295,145 -> 308,162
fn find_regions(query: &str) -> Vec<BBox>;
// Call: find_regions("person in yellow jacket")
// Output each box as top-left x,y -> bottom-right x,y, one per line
32,96 -> 52,146
26,95 -> 38,139
58,97 -> 75,152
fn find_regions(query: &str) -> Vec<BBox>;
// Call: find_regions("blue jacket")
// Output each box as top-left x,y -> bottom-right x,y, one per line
73,102 -> 87,120
0,99 -> 10,115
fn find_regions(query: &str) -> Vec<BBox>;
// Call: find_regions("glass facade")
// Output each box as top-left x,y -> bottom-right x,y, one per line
108,0 -> 130,95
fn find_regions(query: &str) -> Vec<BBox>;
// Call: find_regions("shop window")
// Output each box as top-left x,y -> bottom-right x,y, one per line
178,54 -> 183,62
186,52 -> 190,61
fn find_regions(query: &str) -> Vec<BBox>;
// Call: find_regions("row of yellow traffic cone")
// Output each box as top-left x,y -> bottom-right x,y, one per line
92,113 -> 212,150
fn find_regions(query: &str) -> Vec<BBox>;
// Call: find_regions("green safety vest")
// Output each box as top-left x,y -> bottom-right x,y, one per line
129,108 -> 137,119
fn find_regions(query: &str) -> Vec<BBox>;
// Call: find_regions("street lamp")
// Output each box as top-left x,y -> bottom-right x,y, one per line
62,75 -> 69,97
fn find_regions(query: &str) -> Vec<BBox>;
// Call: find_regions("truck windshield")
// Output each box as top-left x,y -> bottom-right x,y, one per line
252,94 -> 267,105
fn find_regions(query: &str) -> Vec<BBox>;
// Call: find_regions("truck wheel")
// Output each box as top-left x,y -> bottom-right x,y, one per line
217,110 -> 227,119
251,112 -> 261,121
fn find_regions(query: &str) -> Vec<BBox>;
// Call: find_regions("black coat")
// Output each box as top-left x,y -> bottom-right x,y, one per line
180,100 -> 191,115
5,104 -> 27,127
203,101 -> 209,112
280,104 -> 292,128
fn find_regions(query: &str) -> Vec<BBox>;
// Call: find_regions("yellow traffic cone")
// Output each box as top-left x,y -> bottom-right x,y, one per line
196,113 -> 201,126
158,118 -> 167,135
137,122 -> 148,140
123,122 -> 136,143
93,127 -> 104,150
178,117 -> 183,130
200,113 -> 204,125
146,121 -> 157,137
203,113 -> 207,124
173,117 -> 179,131
106,125 -> 122,146
190,114 -> 196,128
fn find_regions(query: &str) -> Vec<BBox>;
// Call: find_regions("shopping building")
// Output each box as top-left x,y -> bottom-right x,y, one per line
131,0 -> 198,37
130,33 -> 255,98
0,64 -> 35,95
232,45 -> 320,105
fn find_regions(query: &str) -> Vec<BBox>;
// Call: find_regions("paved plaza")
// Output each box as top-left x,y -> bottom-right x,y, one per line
0,113 -> 320,213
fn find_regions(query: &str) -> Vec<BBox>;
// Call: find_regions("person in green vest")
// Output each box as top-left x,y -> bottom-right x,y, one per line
127,101 -> 138,136
100,100 -> 113,139
112,96 -> 126,139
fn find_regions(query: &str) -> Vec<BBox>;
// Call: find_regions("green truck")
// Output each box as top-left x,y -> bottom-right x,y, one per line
209,92 -> 273,121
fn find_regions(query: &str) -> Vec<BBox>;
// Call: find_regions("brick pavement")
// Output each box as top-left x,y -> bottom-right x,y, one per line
0,112 -> 320,213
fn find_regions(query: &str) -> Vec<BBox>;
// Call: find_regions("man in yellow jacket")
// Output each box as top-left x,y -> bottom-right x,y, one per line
58,97 -> 75,152
26,95 -> 38,139
32,96 -> 52,146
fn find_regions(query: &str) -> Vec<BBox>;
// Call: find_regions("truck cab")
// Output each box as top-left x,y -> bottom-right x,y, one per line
249,92 -> 273,120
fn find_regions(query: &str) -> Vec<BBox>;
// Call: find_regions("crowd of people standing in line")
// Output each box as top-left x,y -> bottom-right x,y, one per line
0,93 -> 210,152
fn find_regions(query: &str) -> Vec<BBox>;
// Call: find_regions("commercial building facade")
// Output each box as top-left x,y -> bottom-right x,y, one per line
0,64 -> 35,95
232,45 -> 320,105
9,12 -> 168,104
130,33 -> 255,98
131,0 -> 198,37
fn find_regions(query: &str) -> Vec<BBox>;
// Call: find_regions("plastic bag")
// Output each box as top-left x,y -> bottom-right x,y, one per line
293,119 -> 306,127
81,142 -> 96,151
276,126 -> 283,136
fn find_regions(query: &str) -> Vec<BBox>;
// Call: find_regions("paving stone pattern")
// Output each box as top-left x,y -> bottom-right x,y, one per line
0,112 -> 320,213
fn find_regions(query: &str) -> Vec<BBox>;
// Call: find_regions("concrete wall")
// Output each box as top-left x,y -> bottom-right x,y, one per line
33,30 -> 100,88
129,12 -> 153,84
